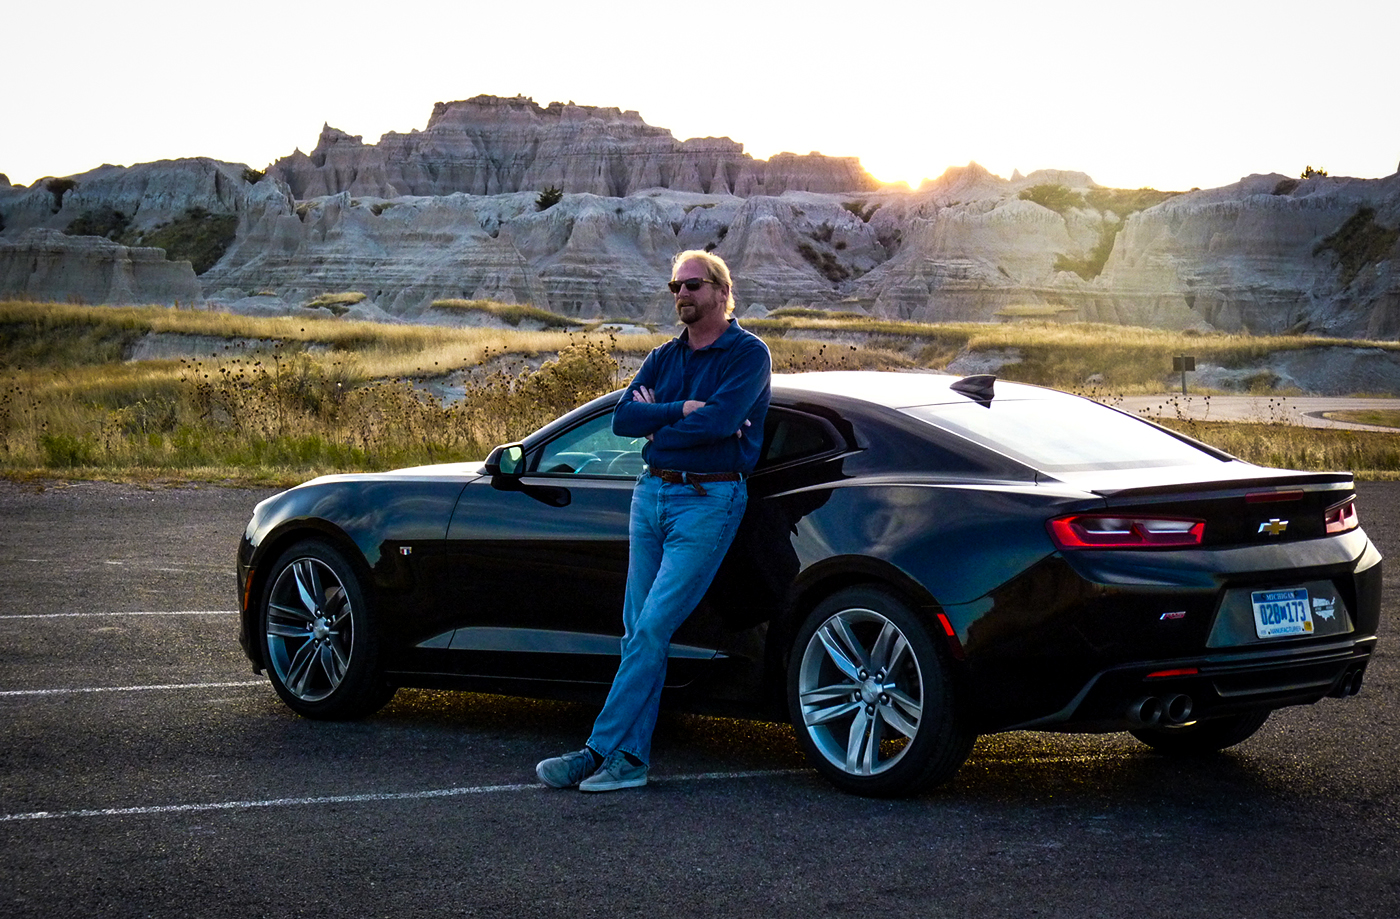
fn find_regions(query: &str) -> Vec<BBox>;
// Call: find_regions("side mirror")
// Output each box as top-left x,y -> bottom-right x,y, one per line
485,442 -> 525,477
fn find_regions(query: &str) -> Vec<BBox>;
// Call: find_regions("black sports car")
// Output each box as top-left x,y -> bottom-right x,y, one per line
237,371 -> 1381,797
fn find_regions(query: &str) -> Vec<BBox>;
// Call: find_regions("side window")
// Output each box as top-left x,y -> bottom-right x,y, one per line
532,412 -> 648,477
758,410 -> 840,470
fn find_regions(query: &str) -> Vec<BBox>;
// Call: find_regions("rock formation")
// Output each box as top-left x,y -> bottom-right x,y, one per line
3,95 -> 1398,341
0,228 -> 201,305
1089,173 -> 1400,337
268,95 -> 880,199
0,158 -> 256,238
849,166 -> 1400,337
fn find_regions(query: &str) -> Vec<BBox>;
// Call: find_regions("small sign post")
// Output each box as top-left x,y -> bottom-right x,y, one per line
1173,355 -> 1196,394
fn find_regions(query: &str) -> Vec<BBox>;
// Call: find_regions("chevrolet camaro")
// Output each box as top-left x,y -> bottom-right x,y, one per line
237,372 -> 1381,796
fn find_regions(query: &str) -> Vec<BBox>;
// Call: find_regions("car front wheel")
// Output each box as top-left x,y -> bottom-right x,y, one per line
788,586 -> 975,797
260,540 -> 394,719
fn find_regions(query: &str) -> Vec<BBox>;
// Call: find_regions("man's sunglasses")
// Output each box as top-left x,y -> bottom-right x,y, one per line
668,278 -> 719,294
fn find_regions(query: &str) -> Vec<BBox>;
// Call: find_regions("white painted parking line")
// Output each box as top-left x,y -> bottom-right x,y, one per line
0,610 -> 237,620
0,770 -> 809,822
0,681 -> 265,697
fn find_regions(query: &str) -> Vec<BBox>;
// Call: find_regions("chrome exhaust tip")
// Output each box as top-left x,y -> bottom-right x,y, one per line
1347,668 -> 1365,697
1330,666 -> 1367,698
1128,696 -> 1164,727
1162,693 -> 1194,725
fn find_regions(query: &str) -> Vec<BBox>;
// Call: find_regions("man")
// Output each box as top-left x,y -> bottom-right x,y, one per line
535,249 -> 772,792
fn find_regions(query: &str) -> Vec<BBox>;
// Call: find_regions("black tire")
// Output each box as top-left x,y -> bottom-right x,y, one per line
787,586 -> 975,797
259,540 -> 395,720
1130,709 -> 1272,755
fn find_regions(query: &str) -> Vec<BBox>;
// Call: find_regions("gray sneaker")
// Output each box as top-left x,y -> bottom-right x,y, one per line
578,751 -> 648,792
535,748 -> 598,788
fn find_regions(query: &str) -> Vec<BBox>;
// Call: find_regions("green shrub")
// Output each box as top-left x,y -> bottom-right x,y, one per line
40,432 -> 99,468
797,243 -> 850,282
242,167 -> 266,184
45,178 -> 77,213
1055,225 -> 1122,280
1313,207 -> 1400,287
1083,187 -> 1178,217
536,186 -> 563,211
123,207 -> 238,274
1019,184 -> 1086,215
842,200 -> 880,222
65,207 -> 132,241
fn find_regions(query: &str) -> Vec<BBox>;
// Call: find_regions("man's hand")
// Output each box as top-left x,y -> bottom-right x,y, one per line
633,391 -> 745,437
636,388 -> 707,418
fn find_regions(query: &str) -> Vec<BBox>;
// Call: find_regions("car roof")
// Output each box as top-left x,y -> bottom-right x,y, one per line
772,370 -> 1059,409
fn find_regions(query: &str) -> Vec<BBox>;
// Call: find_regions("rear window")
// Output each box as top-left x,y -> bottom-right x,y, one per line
760,410 -> 839,468
901,398 -> 1222,473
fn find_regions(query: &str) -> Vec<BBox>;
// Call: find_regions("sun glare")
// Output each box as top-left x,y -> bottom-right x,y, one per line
860,153 -> 930,191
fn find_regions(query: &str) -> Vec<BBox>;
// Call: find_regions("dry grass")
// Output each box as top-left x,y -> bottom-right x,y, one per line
1321,409 -> 1400,428
1,338 -> 635,485
0,299 -> 662,377
993,305 -> 1078,319
0,301 -> 668,483
4,300 -> 1399,483
749,315 -> 1400,394
305,291 -> 367,307
1156,418 -> 1400,479
429,299 -> 583,329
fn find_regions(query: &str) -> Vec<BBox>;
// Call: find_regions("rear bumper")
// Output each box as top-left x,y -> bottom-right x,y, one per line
1012,634 -> 1376,731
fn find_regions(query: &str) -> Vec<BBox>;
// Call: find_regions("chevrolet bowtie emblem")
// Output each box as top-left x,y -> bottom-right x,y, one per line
1258,518 -> 1289,536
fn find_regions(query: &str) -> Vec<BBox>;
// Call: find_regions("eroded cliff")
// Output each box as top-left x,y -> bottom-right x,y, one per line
2,95 -> 1398,337
268,95 -> 879,199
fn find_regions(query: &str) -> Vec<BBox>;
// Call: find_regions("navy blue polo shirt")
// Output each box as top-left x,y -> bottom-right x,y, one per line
613,319 -> 771,474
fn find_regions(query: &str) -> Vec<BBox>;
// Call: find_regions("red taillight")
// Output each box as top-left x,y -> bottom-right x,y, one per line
1325,499 -> 1359,534
1147,668 -> 1199,679
1048,515 -> 1205,549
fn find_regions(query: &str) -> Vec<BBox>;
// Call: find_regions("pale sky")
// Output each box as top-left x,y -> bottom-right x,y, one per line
4,0 -> 1397,193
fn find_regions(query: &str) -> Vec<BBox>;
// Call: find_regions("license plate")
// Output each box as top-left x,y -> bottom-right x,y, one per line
1252,588 -> 1314,638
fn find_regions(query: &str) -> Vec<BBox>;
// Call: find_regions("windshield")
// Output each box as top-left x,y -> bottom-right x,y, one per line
901,398 -> 1222,473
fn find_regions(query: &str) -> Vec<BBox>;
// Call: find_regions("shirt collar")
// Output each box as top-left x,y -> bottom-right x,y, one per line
677,318 -> 741,350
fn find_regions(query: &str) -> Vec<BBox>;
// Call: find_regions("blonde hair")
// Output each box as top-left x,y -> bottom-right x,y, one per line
672,249 -> 736,318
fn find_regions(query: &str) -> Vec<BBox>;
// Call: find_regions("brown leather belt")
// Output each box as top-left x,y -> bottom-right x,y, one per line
648,468 -> 744,494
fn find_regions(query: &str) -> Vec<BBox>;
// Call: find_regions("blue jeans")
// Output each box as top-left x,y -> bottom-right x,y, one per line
586,473 -> 747,765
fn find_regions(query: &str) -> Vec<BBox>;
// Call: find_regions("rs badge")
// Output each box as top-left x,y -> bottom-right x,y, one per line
1258,519 -> 1289,536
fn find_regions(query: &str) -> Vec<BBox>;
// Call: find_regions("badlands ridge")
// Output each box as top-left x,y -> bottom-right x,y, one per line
2,94 -> 1398,340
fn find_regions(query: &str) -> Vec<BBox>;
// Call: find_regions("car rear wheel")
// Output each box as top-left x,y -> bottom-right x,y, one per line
788,586 -> 975,797
260,540 -> 395,720
1130,709 -> 1272,755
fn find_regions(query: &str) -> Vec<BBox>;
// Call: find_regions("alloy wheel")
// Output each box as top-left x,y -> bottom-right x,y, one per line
265,555 -> 355,703
796,606 -> 925,776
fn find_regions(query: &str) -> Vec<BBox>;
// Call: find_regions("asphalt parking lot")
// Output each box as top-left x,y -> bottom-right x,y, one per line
1,480 -> 1397,919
